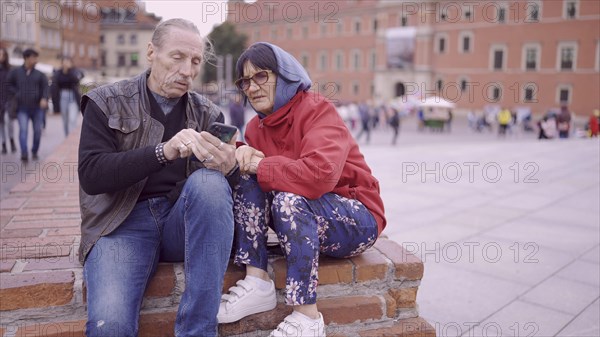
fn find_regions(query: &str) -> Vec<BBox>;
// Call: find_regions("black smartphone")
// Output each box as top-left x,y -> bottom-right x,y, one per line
207,122 -> 237,143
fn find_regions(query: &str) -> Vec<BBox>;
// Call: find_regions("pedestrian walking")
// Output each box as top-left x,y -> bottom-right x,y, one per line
0,47 -> 17,154
7,48 -> 49,161
52,56 -> 83,136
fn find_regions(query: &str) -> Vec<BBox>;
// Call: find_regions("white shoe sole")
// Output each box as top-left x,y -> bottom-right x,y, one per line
218,294 -> 277,323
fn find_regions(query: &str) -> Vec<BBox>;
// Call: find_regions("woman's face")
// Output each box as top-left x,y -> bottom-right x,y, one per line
241,61 -> 277,115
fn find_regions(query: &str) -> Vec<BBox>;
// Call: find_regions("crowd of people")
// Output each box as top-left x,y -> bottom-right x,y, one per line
0,47 -> 83,161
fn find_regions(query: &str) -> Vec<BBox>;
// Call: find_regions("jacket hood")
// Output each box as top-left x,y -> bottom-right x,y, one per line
251,42 -> 312,115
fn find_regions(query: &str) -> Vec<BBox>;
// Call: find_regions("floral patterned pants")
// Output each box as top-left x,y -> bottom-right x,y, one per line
232,174 -> 378,305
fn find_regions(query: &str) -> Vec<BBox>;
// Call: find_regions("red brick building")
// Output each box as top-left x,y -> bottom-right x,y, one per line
228,0 -> 599,116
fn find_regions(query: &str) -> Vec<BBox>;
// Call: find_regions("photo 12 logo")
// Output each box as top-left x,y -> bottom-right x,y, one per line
401,161 -> 540,184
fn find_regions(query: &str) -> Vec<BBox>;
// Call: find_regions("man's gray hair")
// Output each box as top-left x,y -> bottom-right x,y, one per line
151,18 -> 215,65
152,18 -> 200,47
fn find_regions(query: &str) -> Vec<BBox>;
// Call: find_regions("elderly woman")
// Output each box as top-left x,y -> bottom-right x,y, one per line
217,42 -> 386,337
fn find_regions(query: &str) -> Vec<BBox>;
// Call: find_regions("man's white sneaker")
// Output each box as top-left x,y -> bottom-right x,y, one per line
269,311 -> 326,337
217,278 -> 277,323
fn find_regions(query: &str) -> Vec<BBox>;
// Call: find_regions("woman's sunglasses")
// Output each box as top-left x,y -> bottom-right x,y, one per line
235,70 -> 272,91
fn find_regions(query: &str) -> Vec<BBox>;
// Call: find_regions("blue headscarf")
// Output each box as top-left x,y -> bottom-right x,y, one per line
250,42 -> 312,113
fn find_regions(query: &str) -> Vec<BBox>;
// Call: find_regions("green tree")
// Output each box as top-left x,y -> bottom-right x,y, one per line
202,21 -> 248,85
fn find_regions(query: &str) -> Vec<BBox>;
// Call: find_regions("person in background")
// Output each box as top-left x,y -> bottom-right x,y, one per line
78,19 -> 238,337
53,56 -> 83,136
0,47 -> 17,154
588,109 -> 599,138
497,107 -> 512,136
556,105 -> 572,139
228,92 -> 246,141
217,42 -> 386,337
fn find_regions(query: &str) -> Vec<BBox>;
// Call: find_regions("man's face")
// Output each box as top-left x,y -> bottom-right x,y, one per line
147,27 -> 204,98
24,55 -> 38,69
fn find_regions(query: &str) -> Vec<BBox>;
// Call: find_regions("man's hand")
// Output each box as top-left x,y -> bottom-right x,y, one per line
194,130 -> 238,175
235,145 -> 265,174
163,129 -> 201,161
40,98 -> 48,110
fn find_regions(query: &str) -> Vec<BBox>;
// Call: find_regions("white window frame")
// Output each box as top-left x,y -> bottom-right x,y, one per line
352,81 -> 360,96
563,0 -> 579,19
369,49 -> 377,70
523,82 -> 538,103
556,84 -> 573,104
522,43 -> 541,71
337,20 -> 344,36
320,22 -> 328,37
490,44 -> 507,71
525,1 -> 542,23
463,4 -> 473,21
557,41 -> 578,71
435,33 -> 449,54
458,31 -> 474,54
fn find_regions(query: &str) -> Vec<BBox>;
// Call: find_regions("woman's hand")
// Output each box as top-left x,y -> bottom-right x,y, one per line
235,145 -> 265,174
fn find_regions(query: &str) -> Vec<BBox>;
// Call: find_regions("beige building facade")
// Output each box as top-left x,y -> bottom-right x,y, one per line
228,0 -> 599,115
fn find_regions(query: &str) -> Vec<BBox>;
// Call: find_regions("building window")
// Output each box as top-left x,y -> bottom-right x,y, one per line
352,82 -> 360,95
100,34 -> 104,44
526,1 -> 540,22
558,43 -> 577,71
130,34 -> 137,45
335,51 -> 344,71
301,53 -> 309,68
436,35 -> 447,54
117,34 -> 125,45
131,52 -> 138,67
557,85 -> 572,104
401,15 -> 408,26
320,23 -> 328,37
498,6 -> 506,23
459,78 -> 469,92
370,50 -> 376,70
352,50 -> 361,70
117,53 -> 126,67
337,21 -> 343,35
464,5 -> 472,20
100,51 -> 106,67
319,52 -> 328,71
523,83 -> 537,102
564,0 -> 578,19
354,18 -> 361,34
436,79 -> 443,93
489,85 -> 502,102
459,32 -> 473,53
523,44 -> 540,71
302,25 -> 309,39
372,17 -> 378,32
491,46 -> 506,70
286,27 -> 293,39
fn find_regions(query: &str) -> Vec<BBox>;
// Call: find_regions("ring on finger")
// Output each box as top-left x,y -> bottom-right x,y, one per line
183,140 -> 192,146
204,154 -> 215,162
217,141 -> 224,150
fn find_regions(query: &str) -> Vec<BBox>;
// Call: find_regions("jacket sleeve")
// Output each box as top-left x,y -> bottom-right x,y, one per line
256,101 -> 350,200
40,73 -> 49,100
78,99 -> 164,195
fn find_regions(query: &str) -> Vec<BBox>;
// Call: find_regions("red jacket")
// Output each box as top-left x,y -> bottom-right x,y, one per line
246,91 -> 386,234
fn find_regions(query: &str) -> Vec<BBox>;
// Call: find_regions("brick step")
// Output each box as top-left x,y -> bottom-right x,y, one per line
2,315 -> 435,337
1,239 -> 434,336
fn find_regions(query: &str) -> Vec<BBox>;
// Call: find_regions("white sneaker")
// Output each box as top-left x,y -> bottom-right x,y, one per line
269,311 -> 326,337
217,278 -> 277,323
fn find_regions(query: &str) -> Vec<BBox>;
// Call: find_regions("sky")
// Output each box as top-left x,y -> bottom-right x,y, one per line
144,0 -> 229,35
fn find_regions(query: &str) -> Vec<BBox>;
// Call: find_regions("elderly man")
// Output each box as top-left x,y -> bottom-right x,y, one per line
78,18 -> 239,337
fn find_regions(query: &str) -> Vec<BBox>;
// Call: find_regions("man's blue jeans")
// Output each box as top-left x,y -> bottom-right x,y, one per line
84,169 -> 234,337
17,107 -> 44,157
